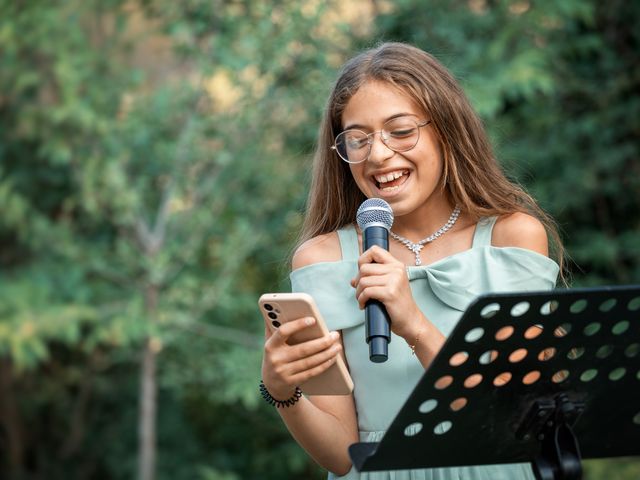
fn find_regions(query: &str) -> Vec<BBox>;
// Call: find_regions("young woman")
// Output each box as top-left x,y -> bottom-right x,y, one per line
261,42 -> 563,479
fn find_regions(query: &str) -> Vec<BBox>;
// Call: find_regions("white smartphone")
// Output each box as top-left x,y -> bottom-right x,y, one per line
259,292 -> 354,395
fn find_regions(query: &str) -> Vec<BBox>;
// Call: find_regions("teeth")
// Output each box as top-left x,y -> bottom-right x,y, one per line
374,170 -> 407,184
381,185 -> 400,192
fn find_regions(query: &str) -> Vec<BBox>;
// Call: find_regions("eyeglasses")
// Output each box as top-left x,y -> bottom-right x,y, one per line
331,117 -> 431,164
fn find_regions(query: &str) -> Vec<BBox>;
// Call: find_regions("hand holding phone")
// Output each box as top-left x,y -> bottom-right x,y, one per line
259,293 -> 353,395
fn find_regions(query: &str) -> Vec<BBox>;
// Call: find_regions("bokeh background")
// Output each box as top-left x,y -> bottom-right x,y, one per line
1,1 -> 638,479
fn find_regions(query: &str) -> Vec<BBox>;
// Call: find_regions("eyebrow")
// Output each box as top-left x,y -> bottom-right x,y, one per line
343,112 -> 419,131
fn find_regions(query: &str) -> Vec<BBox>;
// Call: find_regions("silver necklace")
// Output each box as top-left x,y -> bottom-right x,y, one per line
390,206 -> 461,266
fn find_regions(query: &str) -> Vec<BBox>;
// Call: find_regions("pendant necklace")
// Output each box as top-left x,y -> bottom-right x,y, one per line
390,206 -> 461,266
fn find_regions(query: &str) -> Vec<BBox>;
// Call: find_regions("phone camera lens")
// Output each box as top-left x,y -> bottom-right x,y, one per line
264,303 -> 273,311
271,320 -> 281,328
268,312 -> 278,320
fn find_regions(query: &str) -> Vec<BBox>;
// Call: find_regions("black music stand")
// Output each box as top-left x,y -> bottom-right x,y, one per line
349,285 -> 640,479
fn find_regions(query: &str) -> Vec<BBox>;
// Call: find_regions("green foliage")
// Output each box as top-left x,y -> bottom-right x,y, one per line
1,0 -> 638,479
372,0 -> 640,286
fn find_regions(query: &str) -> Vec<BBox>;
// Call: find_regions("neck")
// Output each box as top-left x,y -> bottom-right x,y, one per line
391,200 -> 458,241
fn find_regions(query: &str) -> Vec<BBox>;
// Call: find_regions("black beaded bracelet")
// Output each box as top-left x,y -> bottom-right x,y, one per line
260,380 -> 302,408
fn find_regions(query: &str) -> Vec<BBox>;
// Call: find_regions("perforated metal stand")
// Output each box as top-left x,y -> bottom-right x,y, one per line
349,285 -> 640,479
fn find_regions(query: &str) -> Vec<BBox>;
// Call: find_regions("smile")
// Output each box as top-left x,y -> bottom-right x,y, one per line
373,170 -> 410,191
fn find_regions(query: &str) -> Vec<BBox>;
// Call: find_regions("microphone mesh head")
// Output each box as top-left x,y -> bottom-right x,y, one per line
356,198 -> 394,231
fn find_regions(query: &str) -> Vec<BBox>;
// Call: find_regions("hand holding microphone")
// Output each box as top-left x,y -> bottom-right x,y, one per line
355,198 -> 394,363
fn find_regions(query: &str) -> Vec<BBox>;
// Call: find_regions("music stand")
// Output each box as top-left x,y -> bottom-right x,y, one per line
349,285 -> 640,479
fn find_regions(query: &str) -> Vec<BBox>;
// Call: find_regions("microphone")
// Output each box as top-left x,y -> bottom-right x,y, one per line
356,198 -> 394,363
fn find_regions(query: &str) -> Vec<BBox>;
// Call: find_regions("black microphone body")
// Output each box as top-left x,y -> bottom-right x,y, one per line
362,225 -> 392,363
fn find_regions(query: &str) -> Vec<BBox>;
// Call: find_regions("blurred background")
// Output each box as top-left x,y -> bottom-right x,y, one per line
0,0 -> 638,479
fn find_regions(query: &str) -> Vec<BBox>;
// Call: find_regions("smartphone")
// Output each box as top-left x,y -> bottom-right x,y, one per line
259,292 -> 354,395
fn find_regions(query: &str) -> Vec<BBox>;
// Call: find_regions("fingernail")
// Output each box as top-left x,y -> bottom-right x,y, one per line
305,317 -> 315,325
330,331 -> 339,340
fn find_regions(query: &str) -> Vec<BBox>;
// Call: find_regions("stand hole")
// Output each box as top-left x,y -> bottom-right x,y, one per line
509,348 -> 528,363
418,399 -> 438,414
583,322 -> 601,336
404,422 -> 423,437
570,299 -> 588,314
609,368 -> 626,381
481,302 -> 501,318
599,298 -> 617,312
524,325 -> 543,340
554,323 -> 572,337
552,370 -> 570,383
435,375 -> 453,390
625,343 -> 640,358
538,347 -> 556,361
479,350 -> 498,365
495,325 -> 514,341
628,296 -> 640,311
511,301 -> 530,317
465,327 -> 484,343
449,351 -> 469,367
580,369 -> 598,382
567,347 -> 585,360
434,421 -> 452,435
612,320 -> 630,335
540,300 -> 560,315
464,374 -> 483,388
523,371 -> 541,385
450,398 -> 467,412
596,345 -> 613,359
494,372 -> 512,386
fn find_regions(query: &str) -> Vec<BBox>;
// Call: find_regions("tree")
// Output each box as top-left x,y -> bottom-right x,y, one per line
1,0 -> 637,478
0,1 -> 350,478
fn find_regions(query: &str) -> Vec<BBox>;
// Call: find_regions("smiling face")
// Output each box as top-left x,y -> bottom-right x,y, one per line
341,80 -> 449,224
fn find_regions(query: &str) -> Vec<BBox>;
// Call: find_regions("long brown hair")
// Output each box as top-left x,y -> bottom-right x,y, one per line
298,42 -> 565,275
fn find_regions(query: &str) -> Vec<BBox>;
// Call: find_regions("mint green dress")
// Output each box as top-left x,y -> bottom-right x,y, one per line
290,217 -> 560,480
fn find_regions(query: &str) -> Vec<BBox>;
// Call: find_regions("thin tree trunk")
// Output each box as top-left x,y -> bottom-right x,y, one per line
137,286 -> 158,480
0,358 -> 24,480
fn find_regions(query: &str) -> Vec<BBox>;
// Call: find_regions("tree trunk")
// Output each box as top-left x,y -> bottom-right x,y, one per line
137,286 -> 158,480
0,358 -> 24,480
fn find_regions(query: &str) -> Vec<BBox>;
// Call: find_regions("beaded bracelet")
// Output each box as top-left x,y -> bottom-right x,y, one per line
259,380 -> 303,408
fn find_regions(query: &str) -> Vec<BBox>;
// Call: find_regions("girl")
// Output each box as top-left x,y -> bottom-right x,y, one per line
261,42 -> 562,479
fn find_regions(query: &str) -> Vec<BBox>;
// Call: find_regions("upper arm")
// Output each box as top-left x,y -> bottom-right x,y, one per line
492,212 -> 549,256
292,232 -> 343,271
291,237 -> 360,444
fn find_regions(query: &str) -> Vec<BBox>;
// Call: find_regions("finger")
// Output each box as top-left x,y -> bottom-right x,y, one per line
354,272 -> 392,299
352,262 -> 401,287
273,316 -> 316,343
288,352 -> 341,386
288,341 -> 342,376
354,272 -> 387,293
358,245 -> 396,268
287,330 -> 340,358
356,285 -> 390,309
358,263 -> 394,277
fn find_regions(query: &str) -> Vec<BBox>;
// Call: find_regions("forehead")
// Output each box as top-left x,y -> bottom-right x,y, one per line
341,81 -> 423,128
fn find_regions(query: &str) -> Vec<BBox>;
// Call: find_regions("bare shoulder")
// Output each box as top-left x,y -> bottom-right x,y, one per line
292,231 -> 343,270
492,212 -> 549,256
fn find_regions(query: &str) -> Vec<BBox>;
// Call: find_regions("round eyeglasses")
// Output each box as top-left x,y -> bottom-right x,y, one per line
331,117 -> 431,164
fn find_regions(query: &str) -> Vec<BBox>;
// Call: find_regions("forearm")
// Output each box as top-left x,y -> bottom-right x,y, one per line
277,395 -> 358,476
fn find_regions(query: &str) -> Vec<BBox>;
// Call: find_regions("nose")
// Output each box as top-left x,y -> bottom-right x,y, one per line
367,131 -> 394,165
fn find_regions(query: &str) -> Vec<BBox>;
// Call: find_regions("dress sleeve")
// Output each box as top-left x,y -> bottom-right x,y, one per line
407,246 -> 560,313
289,261 -> 364,331
475,246 -> 560,292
